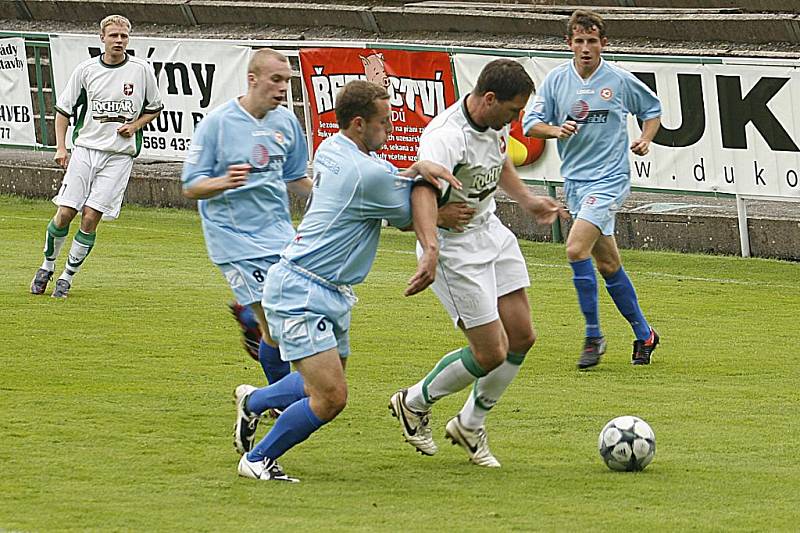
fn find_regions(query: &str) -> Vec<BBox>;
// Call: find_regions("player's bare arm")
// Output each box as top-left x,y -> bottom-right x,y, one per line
286,176 -> 313,200
118,110 -> 161,138
405,182 -> 440,297
526,120 -> 578,140
630,116 -> 661,156
498,157 -> 565,225
400,160 -> 462,191
183,163 -> 251,199
53,112 -> 70,168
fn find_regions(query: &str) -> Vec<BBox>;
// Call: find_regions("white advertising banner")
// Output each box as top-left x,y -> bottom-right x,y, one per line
50,34 -> 250,160
0,37 -> 37,146
454,53 -> 800,199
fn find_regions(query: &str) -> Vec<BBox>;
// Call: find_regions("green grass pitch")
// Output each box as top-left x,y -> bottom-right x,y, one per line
1,195 -> 798,531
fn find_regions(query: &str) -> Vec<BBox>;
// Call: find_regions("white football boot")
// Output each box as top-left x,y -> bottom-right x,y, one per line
389,389 -> 438,456
237,455 -> 299,483
233,384 -> 259,455
445,415 -> 501,468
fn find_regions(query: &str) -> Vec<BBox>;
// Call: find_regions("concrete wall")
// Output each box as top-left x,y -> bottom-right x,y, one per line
3,0 -> 800,43
2,162 -> 797,261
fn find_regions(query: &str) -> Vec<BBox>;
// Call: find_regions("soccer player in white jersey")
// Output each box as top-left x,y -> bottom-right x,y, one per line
390,59 -> 564,468
29,15 -> 162,298
231,80 -> 458,482
182,49 -> 312,387
523,10 -> 662,369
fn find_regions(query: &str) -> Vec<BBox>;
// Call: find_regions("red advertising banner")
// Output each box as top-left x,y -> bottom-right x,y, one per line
300,47 -> 457,168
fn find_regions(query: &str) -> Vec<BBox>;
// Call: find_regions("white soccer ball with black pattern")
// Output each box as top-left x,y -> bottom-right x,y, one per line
598,416 -> 656,472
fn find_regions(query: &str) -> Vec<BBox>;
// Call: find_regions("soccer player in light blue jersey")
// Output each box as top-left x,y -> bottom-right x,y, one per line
231,80 -> 459,482
523,9 -> 662,369
182,49 -> 311,385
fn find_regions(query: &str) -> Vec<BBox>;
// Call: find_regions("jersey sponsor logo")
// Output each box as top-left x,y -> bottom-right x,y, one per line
566,101 -> 610,125
91,99 -> 135,119
123,82 -> 134,96
315,153 -> 340,174
600,87 -> 613,100
577,88 -> 595,95
466,164 -> 502,202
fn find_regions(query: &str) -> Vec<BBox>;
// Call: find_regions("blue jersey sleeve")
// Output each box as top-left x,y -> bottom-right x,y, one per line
282,114 -> 309,182
358,165 -> 413,228
182,113 -> 219,188
623,72 -> 662,121
523,72 -> 556,133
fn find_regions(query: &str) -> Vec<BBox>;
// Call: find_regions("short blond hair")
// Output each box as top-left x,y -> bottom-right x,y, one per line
248,48 -> 289,76
100,15 -> 131,35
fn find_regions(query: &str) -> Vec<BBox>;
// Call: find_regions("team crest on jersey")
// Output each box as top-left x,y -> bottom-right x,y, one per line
274,131 -> 285,145
251,143 -> 270,167
123,83 -> 134,96
600,87 -> 613,100
499,136 -> 507,154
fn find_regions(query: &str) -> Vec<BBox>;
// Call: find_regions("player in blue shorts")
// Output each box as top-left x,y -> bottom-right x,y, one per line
231,80 -> 459,482
182,49 -> 311,385
523,9 -> 662,369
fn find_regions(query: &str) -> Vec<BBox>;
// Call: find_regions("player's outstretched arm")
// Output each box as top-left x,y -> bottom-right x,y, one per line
498,158 -> 566,225
526,121 -> 578,140
405,182 -> 440,297
183,164 -> 251,199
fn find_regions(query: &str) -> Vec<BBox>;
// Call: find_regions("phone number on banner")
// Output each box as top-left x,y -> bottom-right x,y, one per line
142,136 -> 192,151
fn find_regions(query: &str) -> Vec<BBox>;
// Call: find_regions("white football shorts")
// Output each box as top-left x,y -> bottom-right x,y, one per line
418,214 -> 530,329
53,146 -> 134,220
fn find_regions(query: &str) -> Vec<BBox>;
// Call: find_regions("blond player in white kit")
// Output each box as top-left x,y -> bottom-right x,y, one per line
390,59 -> 565,467
30,15 -> 163,298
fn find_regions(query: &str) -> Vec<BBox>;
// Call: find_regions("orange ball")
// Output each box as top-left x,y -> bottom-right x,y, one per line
508,111 -> 545,167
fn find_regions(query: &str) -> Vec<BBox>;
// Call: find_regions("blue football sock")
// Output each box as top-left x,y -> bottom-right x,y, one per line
247,397 -> 325,462
603,267 -> 651,340
246,371 -> 307,414
238,303 -> 259,329
570,258 -> 602,338
258,339 -> 290,385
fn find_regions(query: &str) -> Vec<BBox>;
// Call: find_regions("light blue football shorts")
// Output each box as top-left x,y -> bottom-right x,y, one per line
217,256 -> 279,306
564,173 -> 631,236
262,259 -> 356,362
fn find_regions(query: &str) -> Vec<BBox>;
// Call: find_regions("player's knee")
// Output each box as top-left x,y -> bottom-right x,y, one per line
317,384 -> 348,420
475,344 -> 508,373
565,241 -> 590,262
54,206 -> 77,227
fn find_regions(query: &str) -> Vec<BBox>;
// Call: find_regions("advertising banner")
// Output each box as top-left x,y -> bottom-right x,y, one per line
454,53 -> 800,199
50,34 -> 250,160
0,37 -> 37,146
300,47 -> 457,168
